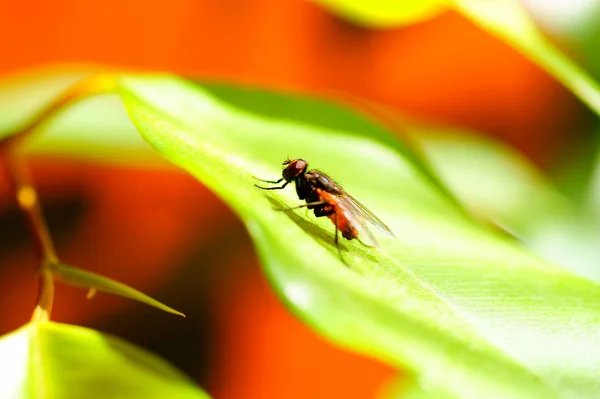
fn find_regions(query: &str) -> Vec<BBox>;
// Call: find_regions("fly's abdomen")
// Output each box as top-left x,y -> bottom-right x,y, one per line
327,212 -> 358,240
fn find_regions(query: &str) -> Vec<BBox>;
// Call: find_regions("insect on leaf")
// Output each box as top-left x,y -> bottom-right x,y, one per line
115,75 -> 600,399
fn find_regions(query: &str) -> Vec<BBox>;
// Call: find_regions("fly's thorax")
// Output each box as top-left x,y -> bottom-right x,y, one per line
294,176 -> 306,200
296,172 -> 318,201
310,170 -> 343,195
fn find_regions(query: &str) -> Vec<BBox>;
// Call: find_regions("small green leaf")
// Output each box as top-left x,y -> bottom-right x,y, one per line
314,0 -> 447,28
54,263 -> 185,317
117,75 -> 600,399
0,322 -> 209,399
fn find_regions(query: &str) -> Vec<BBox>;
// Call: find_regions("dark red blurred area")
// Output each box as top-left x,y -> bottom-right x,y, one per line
0,1 -> 593,398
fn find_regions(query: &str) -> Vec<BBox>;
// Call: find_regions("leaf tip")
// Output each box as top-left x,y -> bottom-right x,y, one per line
168,308 -> 187,318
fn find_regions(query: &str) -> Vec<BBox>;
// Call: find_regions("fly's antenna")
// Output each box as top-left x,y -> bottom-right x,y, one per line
282,157 -> 292,165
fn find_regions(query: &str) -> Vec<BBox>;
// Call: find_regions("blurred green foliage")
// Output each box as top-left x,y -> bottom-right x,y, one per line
0,322 -> 209,399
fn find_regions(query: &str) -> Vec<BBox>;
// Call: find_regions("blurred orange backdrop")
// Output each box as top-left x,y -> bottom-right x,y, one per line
0,1 -> 591,398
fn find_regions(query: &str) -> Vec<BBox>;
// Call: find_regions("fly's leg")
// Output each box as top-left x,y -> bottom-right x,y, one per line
279,201 -> 326,212
316,207 -> 347,265
254,177 -> 284,184
356,238 -> 377,248
254,181 -> 289,190
334,211 -> 339,248
334,211 -> 348,266
313,206 -> 333,218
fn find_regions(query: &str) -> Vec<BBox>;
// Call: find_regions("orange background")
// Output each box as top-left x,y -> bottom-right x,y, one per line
0,1 -> 590,398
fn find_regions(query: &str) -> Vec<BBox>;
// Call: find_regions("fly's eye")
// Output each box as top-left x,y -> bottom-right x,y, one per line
282,159 -> 307,181
289,159 -> 307,176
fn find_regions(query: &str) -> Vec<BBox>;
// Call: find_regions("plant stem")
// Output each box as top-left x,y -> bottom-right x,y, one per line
0,73 -> 118,321
0,152 -> 57,321
30,269 -> 55,322
5,152 -> 58,262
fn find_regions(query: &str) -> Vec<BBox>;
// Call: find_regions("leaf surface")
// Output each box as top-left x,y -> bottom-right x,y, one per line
0,322 -> 209,399
415,128 -> 600,283
115,75 -> 600,399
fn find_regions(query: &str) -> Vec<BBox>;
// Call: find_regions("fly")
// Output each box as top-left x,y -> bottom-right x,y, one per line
255,158 -> 394,261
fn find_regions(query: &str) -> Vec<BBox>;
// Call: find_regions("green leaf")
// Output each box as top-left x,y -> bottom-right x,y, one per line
0,322 -> 209,399
314,0 -> 600,118
413,127 -> 569,235
116,75 -> 600,399
378,377 -> 455,399
415,128 -> 600,283
314,0 -> 447,28
199,82 -> 467,216
592,152 -> 600,212
451,0 -> 600,117
0,66 -> 94,135
0,66 -> 155,164
54,263 -> 185,317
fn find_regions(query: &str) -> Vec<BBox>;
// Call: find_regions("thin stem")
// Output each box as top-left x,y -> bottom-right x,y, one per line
0,73 -> 118,321
1,152 -> 57,321
30,269 -> 55,322
3,152 -> 58,262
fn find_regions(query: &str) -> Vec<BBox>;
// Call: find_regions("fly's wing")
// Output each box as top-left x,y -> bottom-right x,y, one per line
340,192 -> 395,237
335,192 -> 395,247
312,170 -> 394,244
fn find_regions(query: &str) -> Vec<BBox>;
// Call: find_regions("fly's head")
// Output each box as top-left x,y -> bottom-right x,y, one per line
282,158 -> 308,182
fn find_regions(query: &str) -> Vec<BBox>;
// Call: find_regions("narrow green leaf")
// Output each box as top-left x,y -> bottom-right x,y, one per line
451,0 -> 600,117
313,0 -> 600,118
117,75 -> 600,399
314,0 -> 447,28
54,263 -> 185,317
0,322 -> 209,399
